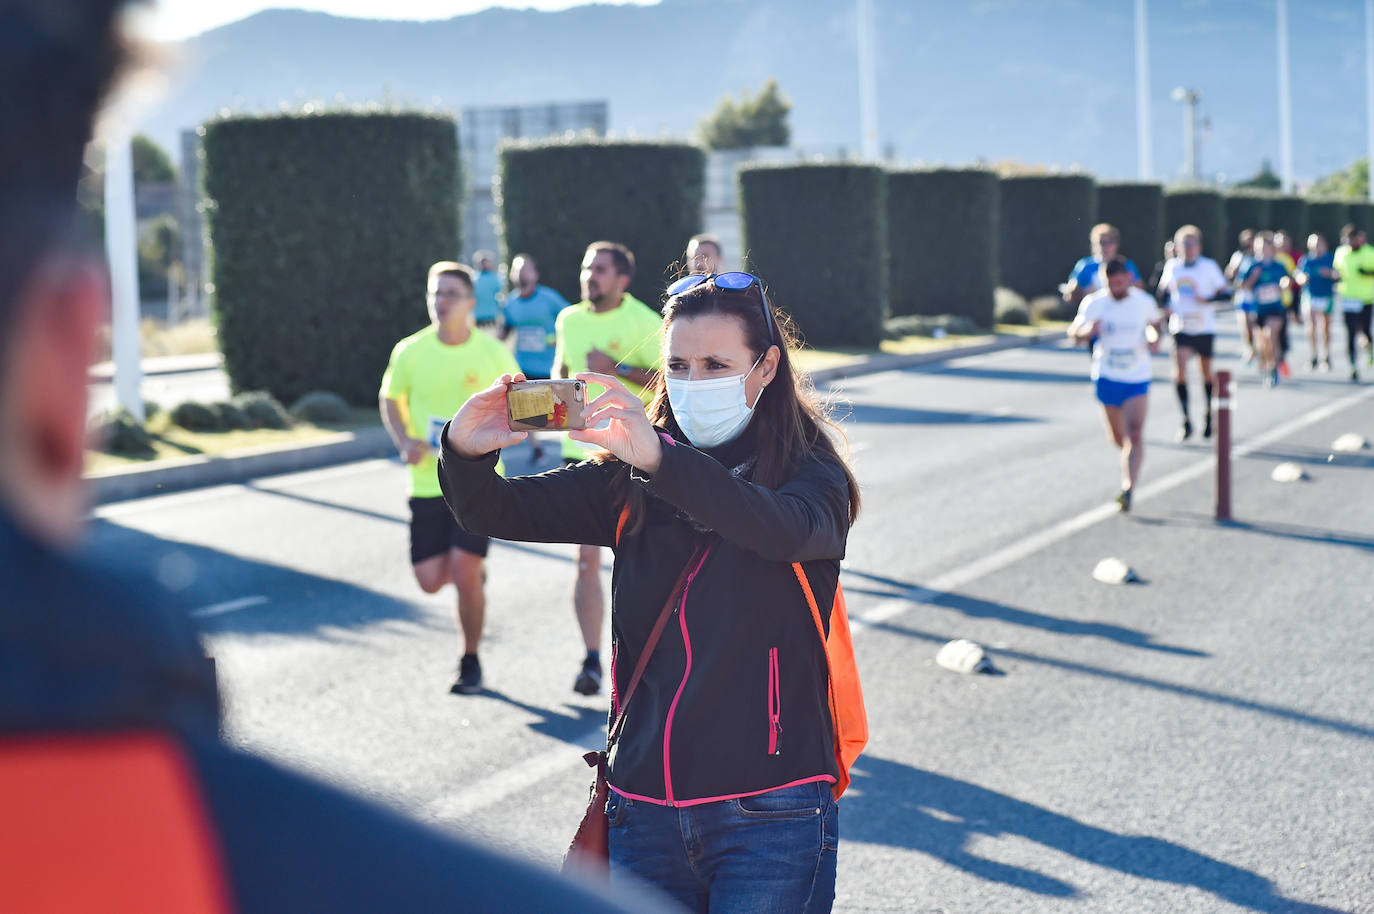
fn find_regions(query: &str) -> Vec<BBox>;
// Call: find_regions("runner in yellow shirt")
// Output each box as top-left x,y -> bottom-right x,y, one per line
553,241 -> 663,695
380,261 -> 519,694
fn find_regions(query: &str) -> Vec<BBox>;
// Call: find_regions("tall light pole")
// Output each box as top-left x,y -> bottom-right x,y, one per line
1367,0 -> 1374,200
1276,0 -> 1294,192
1172,87 -> 1202,183
857,0 -> 880,161
1134,0 -> 1153,180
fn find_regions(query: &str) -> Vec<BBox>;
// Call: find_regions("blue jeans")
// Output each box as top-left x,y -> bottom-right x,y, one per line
607,781 -> 838,913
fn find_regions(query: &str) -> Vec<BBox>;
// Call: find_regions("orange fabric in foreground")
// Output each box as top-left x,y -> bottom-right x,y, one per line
0,732 -> 233,914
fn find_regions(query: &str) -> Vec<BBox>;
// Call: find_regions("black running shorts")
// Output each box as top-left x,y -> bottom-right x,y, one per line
409,497 -> 489,564
1172,331 -> 1215,359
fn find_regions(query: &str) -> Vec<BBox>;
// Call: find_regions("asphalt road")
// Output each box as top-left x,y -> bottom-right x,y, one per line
85,325 -> 1374,913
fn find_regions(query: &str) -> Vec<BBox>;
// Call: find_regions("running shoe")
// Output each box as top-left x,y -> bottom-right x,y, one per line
1202,414 -> 1213,439
1353,368 -> 1362,383
1309,356 -> 1318,371
1278,361 -> 1291,379
1116,489 -> 1131,513
1323,358 -> 1333,373
451,654 -> 482,695
1176,420 -> 1192,442
573,656 -> 602,695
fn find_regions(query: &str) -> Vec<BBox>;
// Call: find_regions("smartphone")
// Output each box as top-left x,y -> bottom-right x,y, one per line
506,379 -> 588,432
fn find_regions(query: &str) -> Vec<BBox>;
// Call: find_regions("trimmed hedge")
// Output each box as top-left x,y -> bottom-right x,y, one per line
1349,200 -> 1374,236
886,168 -> 997,326
1268,196 -> 1308,244
203,112 -> 461,406
739,163 -> 887,347
1306,200 -> 1351,250
1165,188 -> 1226,262
1223,191 -> 1273,255
1095,181 -> 1164,266
998,174 -> 1096,299
499,140 -> 704,308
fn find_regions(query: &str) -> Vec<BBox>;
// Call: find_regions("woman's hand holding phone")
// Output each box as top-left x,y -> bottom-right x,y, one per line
446,373 -> 529,459
571,372 -> 663,475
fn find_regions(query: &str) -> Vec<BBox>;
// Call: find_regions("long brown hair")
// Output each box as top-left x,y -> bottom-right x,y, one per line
605,277 -> 862,534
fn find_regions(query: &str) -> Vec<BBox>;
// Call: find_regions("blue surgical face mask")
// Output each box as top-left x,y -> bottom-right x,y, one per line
665,353 -> 766,449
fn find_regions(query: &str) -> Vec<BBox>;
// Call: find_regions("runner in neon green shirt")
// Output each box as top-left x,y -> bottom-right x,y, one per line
380,261 -> 518,695
553,241 -> 663,696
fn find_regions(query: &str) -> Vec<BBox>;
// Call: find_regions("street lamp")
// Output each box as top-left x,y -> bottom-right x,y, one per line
1172,86 -> 1202,183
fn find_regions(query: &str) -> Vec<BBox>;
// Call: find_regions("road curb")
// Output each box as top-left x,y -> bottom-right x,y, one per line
88,427 -> 394,505
88,352 -> 224,383
807,327 -> 1066,384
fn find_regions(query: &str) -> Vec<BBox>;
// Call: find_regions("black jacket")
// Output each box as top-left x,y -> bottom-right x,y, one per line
0,510 -> 675,913
439,424 -> 850,804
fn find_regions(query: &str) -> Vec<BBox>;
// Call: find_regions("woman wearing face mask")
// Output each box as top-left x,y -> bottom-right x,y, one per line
438,272 -> 860,913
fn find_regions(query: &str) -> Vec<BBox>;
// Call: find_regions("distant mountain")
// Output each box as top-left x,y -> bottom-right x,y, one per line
136,0 -> 1365,185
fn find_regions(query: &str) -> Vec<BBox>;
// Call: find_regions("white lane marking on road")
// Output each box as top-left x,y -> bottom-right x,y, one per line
424,382 -> 1374,823
851,382 -> 1374,630
192,596 -> 269,619
92,458 -> 395,519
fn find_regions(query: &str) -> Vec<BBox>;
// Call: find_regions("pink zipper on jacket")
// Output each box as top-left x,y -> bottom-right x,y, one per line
661,544 -> 713,805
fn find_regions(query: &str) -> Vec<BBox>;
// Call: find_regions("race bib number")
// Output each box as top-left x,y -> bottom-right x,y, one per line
427,415 -> 447,452
1181,311 -> 1206,332
1256,284 -> 1280,305
515,325 -> 547,353
1106,348 -> 1140,374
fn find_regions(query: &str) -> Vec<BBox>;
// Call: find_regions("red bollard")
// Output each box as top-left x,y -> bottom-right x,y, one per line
1215,370 -> 1232,522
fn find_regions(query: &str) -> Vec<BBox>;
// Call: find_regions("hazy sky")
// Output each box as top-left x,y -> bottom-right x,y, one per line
129,0 -> 657,41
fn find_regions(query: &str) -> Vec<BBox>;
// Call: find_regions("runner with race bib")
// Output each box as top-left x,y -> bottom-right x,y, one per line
1068,258 -> 1164,513
1159,225 -> 1229,441
1241,232 -> 1293,388
1295,233 -> 1338,373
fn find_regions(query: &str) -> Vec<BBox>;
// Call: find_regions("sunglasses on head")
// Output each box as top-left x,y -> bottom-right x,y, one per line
665,271 -> 776,344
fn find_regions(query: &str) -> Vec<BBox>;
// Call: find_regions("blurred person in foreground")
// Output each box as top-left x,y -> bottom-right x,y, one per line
380,261 -> 519,695
472,249 -> 505,332
553,241 -> 662,696
500,252 -> 570,461
0,3 -> 672,910
1068,258 -> 1163,512
440,271 -> 860,912
684,233 -> 725,274
1158,225 -> 1229,441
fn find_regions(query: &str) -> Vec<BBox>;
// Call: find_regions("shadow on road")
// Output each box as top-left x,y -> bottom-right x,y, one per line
866,616 -> 1374,742
843,756 -> 1346,912
842,569 -> 1207,657
1166,512 -> 1374,552
83,519 -> 436,638
927,365 -> 1090,386
839,404 -> 1041,426
1239,445 -> 1374,471
476,689 -> 606,743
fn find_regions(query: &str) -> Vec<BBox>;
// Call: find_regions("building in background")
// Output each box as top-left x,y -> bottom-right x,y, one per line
461,101 -> 607,258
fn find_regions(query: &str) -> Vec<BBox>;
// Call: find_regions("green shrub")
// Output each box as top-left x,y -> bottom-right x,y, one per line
998,174 -> 1097,299
1096,182 -> 1164,266
143,399 -> 162,420
232,391 -> 292,429
202,112 -> 461,406
89,409 -> 155,456
1030,294 -> 1077,323
499,139 -> 704,307
290,390 -> 352,425
995,300 -> 1030,325
739,163 -> 887,347
1269,196 -> 1308,243
171,401 -> 221,431
884,313 -> 983,338
1224,190 -> 1274,256
1164,188 -> 1226,261
1306,200 -> 1351,251
211,401 -> 250,430
886,168 -> 997,326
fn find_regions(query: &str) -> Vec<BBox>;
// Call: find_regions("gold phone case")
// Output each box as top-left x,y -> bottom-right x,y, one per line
506,380 -> 587,431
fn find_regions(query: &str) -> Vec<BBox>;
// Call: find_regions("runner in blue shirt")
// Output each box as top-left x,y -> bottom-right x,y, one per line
471,251 -> 504,330
1062,224 -> 1141,361
1295,233 -> 1338,371
500,253 -> 570,460
1242,233 -> 1292,387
